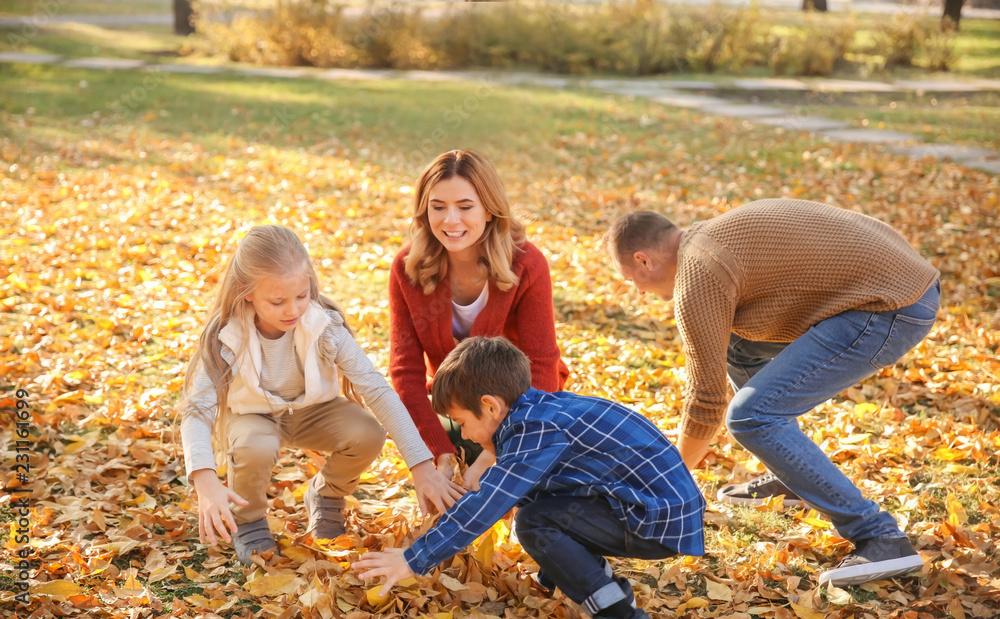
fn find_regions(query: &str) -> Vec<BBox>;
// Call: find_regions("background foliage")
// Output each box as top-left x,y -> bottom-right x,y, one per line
1,54 -> 999,618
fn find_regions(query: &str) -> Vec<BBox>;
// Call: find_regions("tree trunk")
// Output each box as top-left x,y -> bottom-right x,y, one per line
173,0 -> 196,35
943,0 -> 964,30
802,0 -> 828,12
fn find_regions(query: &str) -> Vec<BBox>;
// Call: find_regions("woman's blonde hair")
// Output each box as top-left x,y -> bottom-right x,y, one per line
404,150 -> 525,294
180,225 -> 362,449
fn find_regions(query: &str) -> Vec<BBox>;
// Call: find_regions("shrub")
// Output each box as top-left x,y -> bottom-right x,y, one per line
187,0 -> 932,78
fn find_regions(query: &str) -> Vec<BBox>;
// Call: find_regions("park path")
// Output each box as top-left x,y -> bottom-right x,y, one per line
0,9 -> 998,174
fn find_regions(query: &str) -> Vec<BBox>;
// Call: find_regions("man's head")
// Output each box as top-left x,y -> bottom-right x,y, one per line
606,210 -> 683,300
431,336 -> 531,451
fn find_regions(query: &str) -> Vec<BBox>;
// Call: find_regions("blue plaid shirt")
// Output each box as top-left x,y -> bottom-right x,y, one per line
403,388 -> 706,575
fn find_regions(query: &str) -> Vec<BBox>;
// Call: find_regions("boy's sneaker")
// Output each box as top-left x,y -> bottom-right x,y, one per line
304,481 -> 346,539
717,473 -> 804,507
819,537 -> 924,586
233,518 -> 277,565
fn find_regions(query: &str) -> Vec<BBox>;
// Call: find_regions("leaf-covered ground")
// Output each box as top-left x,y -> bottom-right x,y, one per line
1,63 -> 999,618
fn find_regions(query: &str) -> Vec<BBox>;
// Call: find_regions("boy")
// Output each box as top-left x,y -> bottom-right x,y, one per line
355,337 -> 705,619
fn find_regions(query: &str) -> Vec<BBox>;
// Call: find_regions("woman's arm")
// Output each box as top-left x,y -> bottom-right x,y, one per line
512,245 -> 563,391
388,256 -> 457,459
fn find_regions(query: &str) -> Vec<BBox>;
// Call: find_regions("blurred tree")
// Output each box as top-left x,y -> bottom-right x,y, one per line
174,0 -> 196,35
943,0 -> 964,30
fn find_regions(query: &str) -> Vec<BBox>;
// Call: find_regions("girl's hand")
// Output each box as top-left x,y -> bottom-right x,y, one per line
410,460 -> 465,515
461,452 -> 495,492
354,548 -> 414,598
191,469 -> 249,546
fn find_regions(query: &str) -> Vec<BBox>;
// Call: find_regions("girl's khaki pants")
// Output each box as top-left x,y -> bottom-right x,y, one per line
225,397 -> 386,525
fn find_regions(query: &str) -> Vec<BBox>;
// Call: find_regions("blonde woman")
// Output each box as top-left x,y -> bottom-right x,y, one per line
389,150 -> 568,490
180,225 -> 463,565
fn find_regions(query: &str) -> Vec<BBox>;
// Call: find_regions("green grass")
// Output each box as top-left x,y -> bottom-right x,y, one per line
0,0 -> 169,16
734,89 -> 1000,151
0,23 -> 201,62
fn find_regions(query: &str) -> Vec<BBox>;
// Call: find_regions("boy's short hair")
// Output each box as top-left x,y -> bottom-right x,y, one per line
431,336 -> 531,418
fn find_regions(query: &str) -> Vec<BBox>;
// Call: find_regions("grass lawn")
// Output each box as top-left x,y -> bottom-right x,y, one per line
2,62 -> 998,618
0,0 -> 169,16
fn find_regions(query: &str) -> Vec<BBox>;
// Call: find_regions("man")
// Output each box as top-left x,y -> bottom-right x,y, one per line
607,199 -> 939,586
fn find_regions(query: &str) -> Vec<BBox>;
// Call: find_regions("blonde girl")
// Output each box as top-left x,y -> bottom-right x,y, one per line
181,225 -> 463,564
389,150 -> 568,491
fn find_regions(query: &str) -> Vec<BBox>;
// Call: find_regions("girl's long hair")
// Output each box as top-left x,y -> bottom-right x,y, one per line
404,149 -> 525,294
180,225 -> 362,450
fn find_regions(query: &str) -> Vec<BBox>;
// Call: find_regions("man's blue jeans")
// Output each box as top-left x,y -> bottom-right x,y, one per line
515,496 -> 674,609
725,280 -> 939,543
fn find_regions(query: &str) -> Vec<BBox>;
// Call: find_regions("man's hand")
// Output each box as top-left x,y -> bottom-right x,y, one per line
191,468 -> 249,546
354,548 -> 414,598
410,459 -> 465,516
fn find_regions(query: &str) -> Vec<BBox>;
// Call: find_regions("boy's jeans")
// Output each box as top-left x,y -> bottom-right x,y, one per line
515,496 -> 675,611
725,280 -> 939,543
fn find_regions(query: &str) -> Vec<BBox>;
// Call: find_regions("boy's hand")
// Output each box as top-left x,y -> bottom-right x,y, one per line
191,469 -> 249,546
410,460 -> 465,515
354,548 -> 414,598
461,452 -> 495,491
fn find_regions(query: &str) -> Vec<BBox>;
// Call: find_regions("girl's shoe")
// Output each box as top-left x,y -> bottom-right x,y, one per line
304,482 -> 347,539
717,473 -> 805,507
234,518 -> 277,565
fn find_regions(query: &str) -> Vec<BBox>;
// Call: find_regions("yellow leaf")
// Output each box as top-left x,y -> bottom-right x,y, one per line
946,493 -> 968,526
243,572 -> 300,597
948,596 -> 966,619
365,586 -> 389,607
853,402 -> 879,416
437,574 -> 467,591
281,547 -> 314,563
397,577 -> 419,588
474,528 -> 495,567
432,612 -> 453,619
841,433 -> 871,444
800,517 -> 832,529
705,578 -> 733,601
183,566 -> 201,580
31,580 -> 84,596
931,447 -> 969,461
825,584 -> 852,606
789,600 -> 825,619
676,597 -> 710,615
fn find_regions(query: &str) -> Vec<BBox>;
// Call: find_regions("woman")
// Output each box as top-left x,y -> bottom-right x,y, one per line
389,149 -> 568,490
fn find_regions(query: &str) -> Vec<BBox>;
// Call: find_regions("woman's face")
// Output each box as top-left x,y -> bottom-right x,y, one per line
426,176 -> 492,261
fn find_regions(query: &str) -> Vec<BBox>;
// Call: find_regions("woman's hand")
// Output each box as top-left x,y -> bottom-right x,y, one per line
410,460 -> 465,515
460,452 -> 495,491
354,548 -> 415,598
191,468 -> 249,546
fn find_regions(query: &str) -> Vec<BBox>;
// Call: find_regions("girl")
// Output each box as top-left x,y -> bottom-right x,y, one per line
180,225 -> 463,565
389,149 -> 568,490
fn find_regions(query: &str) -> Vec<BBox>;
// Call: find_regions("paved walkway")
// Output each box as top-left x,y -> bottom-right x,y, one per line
0,49 -> 997,174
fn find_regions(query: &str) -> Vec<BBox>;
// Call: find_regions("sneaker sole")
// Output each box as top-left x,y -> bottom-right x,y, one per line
818,555 -> 925,586
717,486 -> 805,508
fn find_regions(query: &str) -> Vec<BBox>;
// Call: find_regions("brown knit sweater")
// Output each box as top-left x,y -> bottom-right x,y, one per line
674,199 -> 939,440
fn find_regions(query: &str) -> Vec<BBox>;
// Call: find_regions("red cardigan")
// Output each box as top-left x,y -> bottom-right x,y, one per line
389,241 -> 569,459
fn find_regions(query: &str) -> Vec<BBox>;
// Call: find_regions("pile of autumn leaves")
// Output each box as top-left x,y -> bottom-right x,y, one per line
2,125 -> 999,619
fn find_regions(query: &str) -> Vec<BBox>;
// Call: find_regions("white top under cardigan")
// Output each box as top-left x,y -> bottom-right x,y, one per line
451,284 -> 489,339
180,302 -> 434,480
